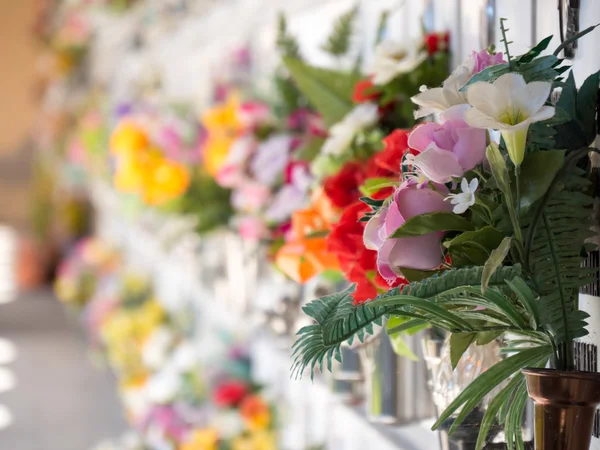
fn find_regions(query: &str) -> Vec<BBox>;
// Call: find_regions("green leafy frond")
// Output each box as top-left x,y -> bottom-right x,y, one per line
291,265 -> 522,379
321,5 -> 358,58
276,13 -> 301,59
525,165 -> 595,367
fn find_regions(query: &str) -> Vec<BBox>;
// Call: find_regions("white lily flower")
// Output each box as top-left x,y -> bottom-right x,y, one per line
370,40 -> 428,85
445,178 -> 479,214
322,103 -> 379,156
464,73 -> 554,165
411,59 -> 474,118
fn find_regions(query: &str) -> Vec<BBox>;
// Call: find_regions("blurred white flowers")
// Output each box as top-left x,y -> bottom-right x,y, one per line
370,40 -> 427,85
445,178 -> 479,214
465,73 -> 554,165
145,369 -> 181,404
322,103 -> 379,157
142,327 -> 175,371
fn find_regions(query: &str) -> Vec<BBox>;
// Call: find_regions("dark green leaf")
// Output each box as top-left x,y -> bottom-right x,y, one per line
481,237 -> 513,293
516,35 -> 553,64
450,332 -> 476,369
389,212 -> 474,239
517,150 -> 565,212
389,334 -> 418,360
475,330 -> 503,346
553,23 -> 600,56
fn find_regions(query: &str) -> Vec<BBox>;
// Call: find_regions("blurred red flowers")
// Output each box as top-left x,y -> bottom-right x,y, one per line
212,380 -> 248,407
352,78 -> 380,103
424,31 -> 450,56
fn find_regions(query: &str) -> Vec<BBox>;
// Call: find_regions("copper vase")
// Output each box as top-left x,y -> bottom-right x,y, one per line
523,368 -> 600,450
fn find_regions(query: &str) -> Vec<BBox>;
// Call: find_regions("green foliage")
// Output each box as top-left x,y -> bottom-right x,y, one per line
481,237 -> 512,293
321,5 -> 358,58
291,265 -> 522,378
389,212 -> 475,238
524,164 -> 595,367
282,57 -> 360,126
445,226 -> 505,267
276,13 -> 301,60
554,71 -> 600,151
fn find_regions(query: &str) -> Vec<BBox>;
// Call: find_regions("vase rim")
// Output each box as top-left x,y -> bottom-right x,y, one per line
522,367 -> 600,381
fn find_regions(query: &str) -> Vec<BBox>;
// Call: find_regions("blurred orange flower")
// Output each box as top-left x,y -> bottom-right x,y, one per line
275,190 -> 340,283
110,120 -> 149,157
240,395 -> 271,431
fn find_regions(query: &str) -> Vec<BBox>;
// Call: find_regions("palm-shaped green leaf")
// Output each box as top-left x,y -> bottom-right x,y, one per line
291,265 -> 523,379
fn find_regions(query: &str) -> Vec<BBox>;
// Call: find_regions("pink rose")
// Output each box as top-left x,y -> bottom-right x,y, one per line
407,104 -> 486,183
231,182 -> 271,213
471,50 -> 507,74
363,179 -> 452,283
238,216 -> 268,240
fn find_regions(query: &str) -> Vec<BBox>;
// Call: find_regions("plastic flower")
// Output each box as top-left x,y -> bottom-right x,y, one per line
445,177 -> 478,214
143,159 -> 190,206
363,179 -> 452,283
411,50 -> 505,118
145,369 -> 181,404
275,190 -> 340,283
250,134 -> 293,186
142,327 -> 175,370
321,103 -> 379,156
407,104 -> 487,183
423,32 -> 450,55
240,395 -> 271,430
370,40 -> 427,85
232,431 -> 276,450
464,73 -> 554,165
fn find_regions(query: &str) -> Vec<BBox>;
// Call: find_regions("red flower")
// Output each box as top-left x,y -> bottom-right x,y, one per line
212,380 -> 248,407
353,78 -> 380,103
323,162 -> 367,208
424,31 -> 450,56
369,130 -> 414,178
326,202 -> 379,303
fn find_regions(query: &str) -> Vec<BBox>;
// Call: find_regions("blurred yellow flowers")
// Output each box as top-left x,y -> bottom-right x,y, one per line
110,119 -> 190,206
201,93 -> 243,176
181,428 -> 220,450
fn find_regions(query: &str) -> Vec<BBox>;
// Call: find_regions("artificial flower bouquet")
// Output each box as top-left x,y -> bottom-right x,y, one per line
293,21 -> 600,449
274,21 -> 451,293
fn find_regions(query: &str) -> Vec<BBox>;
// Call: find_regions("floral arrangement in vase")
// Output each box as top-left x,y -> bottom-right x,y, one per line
292,20 -> 600,450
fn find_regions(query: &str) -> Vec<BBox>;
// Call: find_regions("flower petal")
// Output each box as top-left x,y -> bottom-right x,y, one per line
523,81 -> 552,116
407,123 -> 438,152
466,81 -> 507,119
460,177 -> 469,192
411,88 -> 449,118
492,73 -> 527,95
410,144 -> 465,183
527,105 -> 556,124
452,202 -> 469,214
469,177 -> 479,192
464,107 -> 511,130
387,234 -> 446,270
363,211 -> 387,251
453,125 -> 487,169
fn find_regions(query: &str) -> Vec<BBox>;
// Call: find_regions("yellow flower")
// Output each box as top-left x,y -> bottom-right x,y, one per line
181,428 -> 220,450
143,160 -> 190,206
110,120 -> 149,157
232,431 -> 277,450
201,93 -> 243,176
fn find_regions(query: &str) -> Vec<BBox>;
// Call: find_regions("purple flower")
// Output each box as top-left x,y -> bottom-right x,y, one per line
407,104 -> 487,183
471,50 -> 507,74
363,179 -> 452,283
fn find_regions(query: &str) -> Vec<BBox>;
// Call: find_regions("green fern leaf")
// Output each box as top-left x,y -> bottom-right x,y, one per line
291,265 -> 522,379
525,165 -> 595,367
276,13 -> 301,59
321,5 -> 358,58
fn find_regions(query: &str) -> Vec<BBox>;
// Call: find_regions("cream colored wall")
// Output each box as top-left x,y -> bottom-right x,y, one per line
0,0 -> 38,156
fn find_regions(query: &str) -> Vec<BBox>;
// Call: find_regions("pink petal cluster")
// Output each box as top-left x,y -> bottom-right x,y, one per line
363,179 -> 452,283
471,49 -> 507,74
407,104 -> 486,183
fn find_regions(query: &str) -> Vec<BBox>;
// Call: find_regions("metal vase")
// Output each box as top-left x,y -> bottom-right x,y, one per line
523,368 -> 600,450
360,332 -> 435,424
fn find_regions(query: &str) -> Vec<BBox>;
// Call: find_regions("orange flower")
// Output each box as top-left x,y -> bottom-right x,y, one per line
142,160 -> 190,206
110,120 -> 149,157
240,395 -> 271,431
275,190 -> 340,283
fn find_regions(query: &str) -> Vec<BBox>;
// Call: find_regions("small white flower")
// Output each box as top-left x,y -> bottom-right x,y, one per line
370,40 -> 427,85
411,59 -> 474,118
464,73 -> 554,165
445,178 -> 479,214
322,103 -> 379,156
